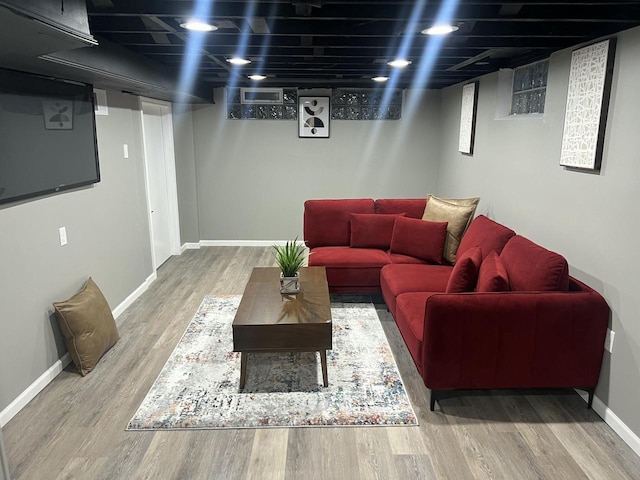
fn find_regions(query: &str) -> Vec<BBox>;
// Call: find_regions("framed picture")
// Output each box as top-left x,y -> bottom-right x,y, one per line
560,38 -> 616,171
458,81 -> 478,155
299,96 -> 330,138
42,100 -> 74,129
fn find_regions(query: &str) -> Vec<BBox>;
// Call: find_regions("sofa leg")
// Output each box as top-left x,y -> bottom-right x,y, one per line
586,387 -> 595,409
430,389 -> 439,411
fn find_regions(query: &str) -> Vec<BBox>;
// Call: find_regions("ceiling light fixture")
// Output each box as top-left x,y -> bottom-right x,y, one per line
227,57 -> 251,65
180,20 -> 217,32
248,74 -> 267,81
372,76 -> 389,82
387,59 -> 412,68
422,24 -> 459,35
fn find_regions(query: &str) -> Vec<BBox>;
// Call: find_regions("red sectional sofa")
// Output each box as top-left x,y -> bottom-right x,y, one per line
304,198 -> 435,292
304,198 -> 610,411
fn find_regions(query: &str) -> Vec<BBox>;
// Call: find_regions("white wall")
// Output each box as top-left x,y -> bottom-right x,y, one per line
189,89 -> 442,241
0,91 -> 154,415
436,26 -> 640,438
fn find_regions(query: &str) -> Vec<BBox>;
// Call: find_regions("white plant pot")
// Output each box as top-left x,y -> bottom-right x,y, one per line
280,272 -> 300,294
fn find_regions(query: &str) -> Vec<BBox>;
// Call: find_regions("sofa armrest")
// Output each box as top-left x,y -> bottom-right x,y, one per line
421,290 -> 609,390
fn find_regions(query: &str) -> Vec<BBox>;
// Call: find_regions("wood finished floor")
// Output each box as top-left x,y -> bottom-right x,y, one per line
4,247 -> 640,480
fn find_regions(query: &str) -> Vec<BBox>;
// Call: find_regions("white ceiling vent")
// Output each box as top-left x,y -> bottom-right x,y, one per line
241,88 -> 283,104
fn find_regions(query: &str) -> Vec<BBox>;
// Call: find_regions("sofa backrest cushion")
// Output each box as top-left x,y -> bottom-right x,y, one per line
500,235 -> 570,291
350,213 -> 404,249
445,246 -> 482,293
374,198 -> 426,218
476,251 -> 510,292
390,216 -> 448,264
457,215 -> 516,260
304,199 -> 374,248
422,195 -> 479,264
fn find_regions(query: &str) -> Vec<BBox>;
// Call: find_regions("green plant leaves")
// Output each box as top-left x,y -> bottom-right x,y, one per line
272,237 -> 306,277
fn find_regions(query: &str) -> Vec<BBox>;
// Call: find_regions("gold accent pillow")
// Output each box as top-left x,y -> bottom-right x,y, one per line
422,195 -> 480,263
53,277 -> 119,376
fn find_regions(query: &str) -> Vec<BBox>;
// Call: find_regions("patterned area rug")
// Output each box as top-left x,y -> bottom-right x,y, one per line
127,296 -> 418,430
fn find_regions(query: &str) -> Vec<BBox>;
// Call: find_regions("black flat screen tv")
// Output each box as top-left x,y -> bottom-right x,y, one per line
0,68 -> 100,205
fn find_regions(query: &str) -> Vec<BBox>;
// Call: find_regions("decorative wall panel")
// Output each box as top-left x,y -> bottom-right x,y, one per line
299,97 -> 330,137
458,82 -> 478,154
560,39 -> 616,170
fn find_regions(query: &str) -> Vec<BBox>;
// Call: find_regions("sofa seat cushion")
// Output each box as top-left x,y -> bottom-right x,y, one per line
350,213 -> 403,249
500,235 -> 569,291
445,246 -> 482,293
390,216 -> 448,264
304,199 -> 374,248
308,246 -> 391,267
457,215 -> 516,260
387,252 -> 429,264
380,264 -> 452,316
395,292 -> 439,373
374,198 -> 426,218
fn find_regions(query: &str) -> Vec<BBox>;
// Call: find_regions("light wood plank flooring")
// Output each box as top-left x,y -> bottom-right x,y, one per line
4,247 -> 640,479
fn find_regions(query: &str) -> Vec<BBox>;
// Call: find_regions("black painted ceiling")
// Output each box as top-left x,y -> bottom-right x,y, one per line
86,0 -> 640,89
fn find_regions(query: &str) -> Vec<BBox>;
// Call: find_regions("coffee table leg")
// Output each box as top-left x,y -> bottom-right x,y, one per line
320,350 -> 328,387
239,352 -> 247,389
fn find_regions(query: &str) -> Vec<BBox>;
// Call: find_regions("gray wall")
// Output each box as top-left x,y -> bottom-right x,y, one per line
0,91 -> 153,413
436,26 -> 640,435
189,89 -> 442,241
173,106 -> 200,244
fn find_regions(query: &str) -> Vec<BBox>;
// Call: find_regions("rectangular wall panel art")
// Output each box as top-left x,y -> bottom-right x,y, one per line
458,82 -> 479,155
560,38 -> 616,170
299,96 -> 330,137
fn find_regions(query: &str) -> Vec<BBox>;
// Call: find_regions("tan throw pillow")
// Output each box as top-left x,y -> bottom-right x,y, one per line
53,277 -> 119,376
422,195 -> 479,263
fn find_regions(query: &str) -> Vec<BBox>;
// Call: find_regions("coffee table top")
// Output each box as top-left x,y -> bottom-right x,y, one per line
232,267 -> 331,328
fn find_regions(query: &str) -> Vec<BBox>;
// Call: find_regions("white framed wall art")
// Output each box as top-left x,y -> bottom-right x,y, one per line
560,38 -> 616,171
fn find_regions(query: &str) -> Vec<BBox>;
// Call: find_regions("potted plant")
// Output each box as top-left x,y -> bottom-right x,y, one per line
273,237 -> 306,294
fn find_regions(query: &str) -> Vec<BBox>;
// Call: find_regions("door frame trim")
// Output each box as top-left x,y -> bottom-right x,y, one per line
139,97 -> 181,269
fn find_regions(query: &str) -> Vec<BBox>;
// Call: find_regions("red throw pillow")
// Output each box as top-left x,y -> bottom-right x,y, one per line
390,216 -> 448,264
499,235 -> 569,291
350,213 -> 404,249
477,251 -> 510,292
445,246 -> 482,293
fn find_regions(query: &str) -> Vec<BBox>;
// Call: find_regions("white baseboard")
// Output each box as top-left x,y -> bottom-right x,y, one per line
576,390 -> 640,457
200,240 -> 295,247
179,242 -> 201,253
0,353 -> 72,427
0,271 -> 157,428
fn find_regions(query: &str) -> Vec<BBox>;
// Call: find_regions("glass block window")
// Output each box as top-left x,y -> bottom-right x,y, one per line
511,59 -> 549,115
331,89 -> 402,120
226,88 -> 297,120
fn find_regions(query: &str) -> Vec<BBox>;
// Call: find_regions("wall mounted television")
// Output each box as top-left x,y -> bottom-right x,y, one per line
0,68 -> 100,205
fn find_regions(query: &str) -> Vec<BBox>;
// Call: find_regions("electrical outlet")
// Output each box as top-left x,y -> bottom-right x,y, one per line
123,144 -> 129,158
59,227 -> 67,246
604,329 -> 615,353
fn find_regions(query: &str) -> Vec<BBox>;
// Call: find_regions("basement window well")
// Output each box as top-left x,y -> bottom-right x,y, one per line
511,59 -> 549,115
227,88 -> 298,120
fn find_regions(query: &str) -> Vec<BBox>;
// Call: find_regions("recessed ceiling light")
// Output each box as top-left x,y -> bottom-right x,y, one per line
227,57 -> 251,65
422,24 -> 459,35
180,20 -> 217,32
387,59 -> 412,68
248,74 -> 267,81
372,76 -> 389,82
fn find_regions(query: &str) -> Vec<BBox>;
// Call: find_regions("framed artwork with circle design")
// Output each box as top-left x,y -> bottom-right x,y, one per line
299,96 -> 330,138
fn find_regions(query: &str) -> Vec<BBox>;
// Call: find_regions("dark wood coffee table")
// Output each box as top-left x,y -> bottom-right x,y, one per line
232,266 -> 332,389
